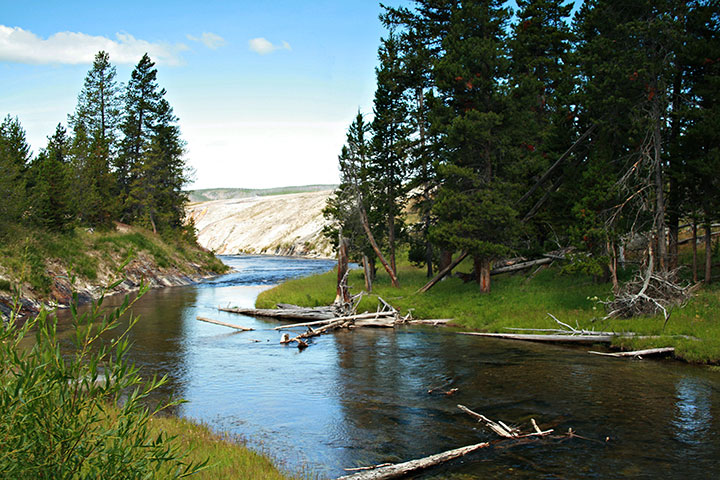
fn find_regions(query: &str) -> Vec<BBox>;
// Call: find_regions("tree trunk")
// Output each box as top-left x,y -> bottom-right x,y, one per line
705,223 -> 712,284
388,212 -> 397,278
336,235 -> 350,303
653,101 -> 667,272
425,235 -> 433,278
692,222 -> 698,283
667,69 -> 683,271
607,241 -> 619,294
362,254 -> 373,293
667,183 -> 679,270
439,250 -> 452,272
359,204 -> 400,288
474,257 -> 491,293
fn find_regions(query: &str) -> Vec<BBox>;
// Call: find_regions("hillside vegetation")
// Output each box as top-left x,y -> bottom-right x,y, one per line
0,223 -> 227,318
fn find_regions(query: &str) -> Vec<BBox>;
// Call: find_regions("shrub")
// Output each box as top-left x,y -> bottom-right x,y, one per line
0,279 -> 205,478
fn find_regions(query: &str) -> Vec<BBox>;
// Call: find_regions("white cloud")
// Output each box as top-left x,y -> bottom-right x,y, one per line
186,32 -> 225,50
248,37 -> 291,55
0,25 -> 187,66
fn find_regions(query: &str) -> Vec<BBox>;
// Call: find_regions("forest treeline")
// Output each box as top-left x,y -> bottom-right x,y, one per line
0,51 -> 190,239
324,0 -> 719,294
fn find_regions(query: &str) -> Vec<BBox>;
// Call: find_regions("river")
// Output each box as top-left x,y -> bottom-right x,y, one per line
59,255 -> 720,478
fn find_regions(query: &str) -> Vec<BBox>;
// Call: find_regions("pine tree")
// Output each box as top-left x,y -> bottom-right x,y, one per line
29,124 -> 74,231
680,0 -> 720,283
571,0 -> 690,283
69,51 -> 122,226
508,0 -> 575,246
127,98 -> 189,233
370,35 -> 412,277
381,0 -> 453,277
429,0 -> 518,292
0,115 -> 30,230
117,53 -> 164,218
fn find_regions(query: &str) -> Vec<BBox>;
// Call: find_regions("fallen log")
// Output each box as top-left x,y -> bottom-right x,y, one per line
457,404 -> 517,438
273,311 -> 396,330
196,316 -> 254,331
354,319 -> 396,328
459,332 -> 615,343
378,296 -> 397,312
276,303 -> 336,313
281,318 -> 348,345
417,251 -> 468,294
491,257 -> 552,275
406,319 -> 452,326
218,307 -> 334,321
335,442 -> 490,480
588,347 -> 675,358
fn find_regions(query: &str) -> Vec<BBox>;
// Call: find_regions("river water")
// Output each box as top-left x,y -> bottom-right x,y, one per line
61,255 -> 720,478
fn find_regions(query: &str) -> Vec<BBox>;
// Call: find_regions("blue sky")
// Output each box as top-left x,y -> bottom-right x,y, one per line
1,0 -> 581,190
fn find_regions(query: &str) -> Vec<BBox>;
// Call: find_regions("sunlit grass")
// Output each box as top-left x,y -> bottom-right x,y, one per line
149,415 -> 295,480
257,259 -> 720,364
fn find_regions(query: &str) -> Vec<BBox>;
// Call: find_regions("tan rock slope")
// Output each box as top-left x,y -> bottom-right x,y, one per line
186,190 -> 335,258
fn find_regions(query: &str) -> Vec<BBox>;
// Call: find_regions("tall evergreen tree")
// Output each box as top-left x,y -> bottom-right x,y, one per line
127,98 -> 189,233
29,124 -> 74,231
508,0 -> 575,247
0,115 -> 30,229
381,0 -> 454,276
69,51 -> 122,226
117,53 -> 164,217
370,35 -> 412,277
680,0 -> 720,282
430,0 -> 518,293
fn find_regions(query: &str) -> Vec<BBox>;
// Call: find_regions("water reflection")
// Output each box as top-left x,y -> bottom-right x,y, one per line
673,377 -> 713,449
55,255 -> 720,478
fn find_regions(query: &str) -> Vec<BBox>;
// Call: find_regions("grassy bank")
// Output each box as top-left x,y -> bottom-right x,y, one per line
257,258 -> 720,364
149,415 -> 294,480
0,223 -> 227,300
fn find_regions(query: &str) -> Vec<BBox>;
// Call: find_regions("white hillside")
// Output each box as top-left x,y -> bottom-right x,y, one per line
186,190 -> 335,258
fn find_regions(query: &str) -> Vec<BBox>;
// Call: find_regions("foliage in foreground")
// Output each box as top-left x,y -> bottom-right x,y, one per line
257,260 -> 720,364
0,282 -> 205,479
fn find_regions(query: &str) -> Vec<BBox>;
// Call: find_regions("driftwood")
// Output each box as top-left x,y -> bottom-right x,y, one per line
218,307 -> 335,321
336,442 -> 490,480
281,318 -> 348,346
458,405 -> 554,439
417,251 -> 468,293
589,347 -> 675,358
457,257 -> 555,283
273,311 -> 395,331
196,316 -> 254,331
603,263 -> 692,321
459,332 -> 616,343
491,257 -> 552,275
338,404 -> 587,480
406,319 -> 452,326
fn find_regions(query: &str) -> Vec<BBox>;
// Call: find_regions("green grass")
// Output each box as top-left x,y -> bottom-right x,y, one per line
257,258 -> 720,364
149,415 -> 295,480
0,224 -> 228,297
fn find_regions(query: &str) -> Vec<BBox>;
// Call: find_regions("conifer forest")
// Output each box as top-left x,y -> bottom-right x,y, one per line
325,0 -> 719,296
0,51 -> 190,237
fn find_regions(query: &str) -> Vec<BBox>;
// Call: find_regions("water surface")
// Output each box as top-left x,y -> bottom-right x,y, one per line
59,255 -> 720,478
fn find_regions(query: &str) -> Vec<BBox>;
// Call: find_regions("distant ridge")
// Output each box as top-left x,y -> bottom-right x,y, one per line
188,185 -> 338,203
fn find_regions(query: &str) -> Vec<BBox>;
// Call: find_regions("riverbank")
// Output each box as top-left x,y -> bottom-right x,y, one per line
0,223 -> 228,319
149,415 -> 295,479
256,262 -> 720,364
